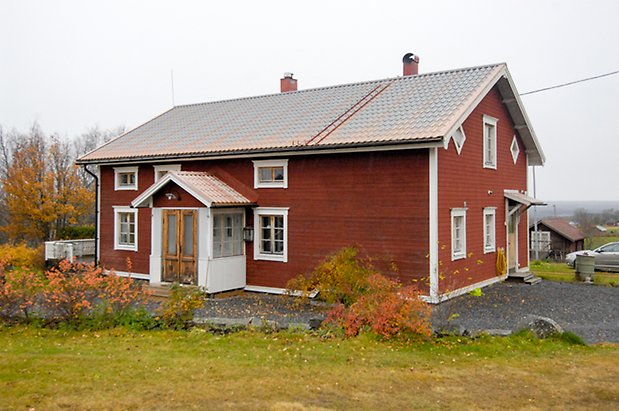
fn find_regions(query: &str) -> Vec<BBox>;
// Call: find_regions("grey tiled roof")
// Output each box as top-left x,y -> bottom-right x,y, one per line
79,64 -> 514,162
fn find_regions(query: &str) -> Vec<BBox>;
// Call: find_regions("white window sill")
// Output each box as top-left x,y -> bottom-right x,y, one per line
115,186 -> 138,191
254,253 -> 287,263
114,244 -> 137,252
483,163 -> 497,170
212,254 -> 245,260
255,182 -> 287,189
484,247 -> 496,254
451,253 -> 466,261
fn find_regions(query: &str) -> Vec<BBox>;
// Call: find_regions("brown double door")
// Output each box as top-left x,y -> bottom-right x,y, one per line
162,209 -> 197,284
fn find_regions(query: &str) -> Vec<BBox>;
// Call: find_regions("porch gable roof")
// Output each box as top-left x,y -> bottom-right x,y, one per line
504,190 -> 546,208
131,171 -> 255,208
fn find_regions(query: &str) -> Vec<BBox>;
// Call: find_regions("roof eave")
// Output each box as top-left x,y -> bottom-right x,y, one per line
496,67 -> 546,166
75,138 -> 444,166
441,65 -> 545,167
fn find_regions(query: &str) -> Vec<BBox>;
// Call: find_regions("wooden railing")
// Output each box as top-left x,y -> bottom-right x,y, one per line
44,239 -> 95,262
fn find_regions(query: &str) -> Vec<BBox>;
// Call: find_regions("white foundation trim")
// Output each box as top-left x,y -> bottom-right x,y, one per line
103,269 -> 150,280
421,274 -> 508,304
244,285 -> 319,298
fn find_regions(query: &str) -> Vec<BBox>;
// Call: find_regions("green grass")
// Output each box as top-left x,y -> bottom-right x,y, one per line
0,326 -> 618,410
530,260 -> 618,286
589,235 -> 619,249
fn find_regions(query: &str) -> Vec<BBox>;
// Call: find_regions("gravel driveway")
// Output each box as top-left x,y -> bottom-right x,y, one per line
194,293 -> 328,328
432,281 -> 619,344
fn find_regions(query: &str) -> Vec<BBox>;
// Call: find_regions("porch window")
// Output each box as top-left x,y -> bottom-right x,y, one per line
482,115 -> 498,169
114,207 -> 137,251
253,159 -> 288,188
254,207 -> 288,262
114,166 -> 138,190
483,207 -> 496,253
451,208 -> 467,260
212,212 -> 244,258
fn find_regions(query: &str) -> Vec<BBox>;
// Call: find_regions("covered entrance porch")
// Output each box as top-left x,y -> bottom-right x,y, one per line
131,171 -> 256,293
504,190 -> 545,281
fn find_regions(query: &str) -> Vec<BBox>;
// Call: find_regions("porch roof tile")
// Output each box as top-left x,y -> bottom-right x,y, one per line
131,171 -> 254,207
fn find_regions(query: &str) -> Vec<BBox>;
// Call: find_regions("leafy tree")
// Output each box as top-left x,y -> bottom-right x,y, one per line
573,208 -> 600,249
0,123 -> 122,245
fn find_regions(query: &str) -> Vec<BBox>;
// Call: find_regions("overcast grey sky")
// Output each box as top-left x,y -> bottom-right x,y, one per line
1,0 -> 618,201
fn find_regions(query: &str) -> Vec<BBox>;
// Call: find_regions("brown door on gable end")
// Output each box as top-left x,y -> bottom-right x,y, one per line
162,209 -> 197,284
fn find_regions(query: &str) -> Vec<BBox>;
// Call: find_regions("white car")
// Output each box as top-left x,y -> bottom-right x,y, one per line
565,241 -> 619,271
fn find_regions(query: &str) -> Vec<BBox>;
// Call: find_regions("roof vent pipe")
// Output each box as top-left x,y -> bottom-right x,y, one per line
280,72 -> 297,93
402,53 -> 420,76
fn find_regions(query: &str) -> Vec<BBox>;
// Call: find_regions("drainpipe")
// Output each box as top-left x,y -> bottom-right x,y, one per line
83,165 -> 99,266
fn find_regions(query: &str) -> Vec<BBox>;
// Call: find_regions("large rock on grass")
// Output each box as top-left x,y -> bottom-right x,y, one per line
518,315 -> 564,338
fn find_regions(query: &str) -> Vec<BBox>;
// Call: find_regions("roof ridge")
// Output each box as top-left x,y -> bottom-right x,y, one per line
174,63 -> 506,109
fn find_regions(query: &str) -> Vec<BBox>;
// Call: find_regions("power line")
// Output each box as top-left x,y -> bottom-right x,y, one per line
520,70 -> 619,96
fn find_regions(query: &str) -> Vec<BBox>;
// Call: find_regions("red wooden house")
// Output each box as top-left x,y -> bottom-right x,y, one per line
77,55 -> 545,303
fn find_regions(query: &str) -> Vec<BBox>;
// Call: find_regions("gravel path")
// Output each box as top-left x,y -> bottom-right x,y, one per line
194,293 -> 328,327
432,281 -> 619,344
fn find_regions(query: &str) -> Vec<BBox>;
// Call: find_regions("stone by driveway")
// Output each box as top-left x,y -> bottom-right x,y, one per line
432,281 -> 619,344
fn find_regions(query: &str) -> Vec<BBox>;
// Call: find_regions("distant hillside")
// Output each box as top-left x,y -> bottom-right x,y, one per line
531,201 -> 619,219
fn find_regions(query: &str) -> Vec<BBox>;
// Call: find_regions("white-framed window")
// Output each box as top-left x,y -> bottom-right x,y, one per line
253,159 -> 288,189
254,207 -> 288,262
212,210 -> 244,258
153,164 -> 181,182
482,115 -> 498,169
531,231 -> 551,252
452,126 -> 467,155
113,206 -> 138,251
451,208 -> 467,260
483,207 -> 496,253
510,135 -> 520,164
114,166 -> 138,191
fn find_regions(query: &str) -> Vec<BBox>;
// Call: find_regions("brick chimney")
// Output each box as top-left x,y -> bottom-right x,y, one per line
280,72 -> 297,93
402,53 -> 420,76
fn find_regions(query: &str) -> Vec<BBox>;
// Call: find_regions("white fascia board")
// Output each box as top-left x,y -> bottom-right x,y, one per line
77,141 -> 444,166
131,173 -> 213,208
500,67 -> 546,165
440,65 -> 506,150
441,65 -> 545,167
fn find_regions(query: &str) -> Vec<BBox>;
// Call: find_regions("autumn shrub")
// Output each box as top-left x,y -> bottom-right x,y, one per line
0,267 -> 45,322
0,259 -> 151,328
286,247 -> 375,306
42,260 -> 104,323
0,243 -> 45,270
156,284 -> 206,330
323,274 -> 432,340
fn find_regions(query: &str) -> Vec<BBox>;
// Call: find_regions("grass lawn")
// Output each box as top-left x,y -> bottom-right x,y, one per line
1,327 -> 618,410
589,235 -> 619,249
531,260 -> 618,286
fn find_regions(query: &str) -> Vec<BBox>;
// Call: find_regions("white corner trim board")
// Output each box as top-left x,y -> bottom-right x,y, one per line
428,147 -> 439,301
